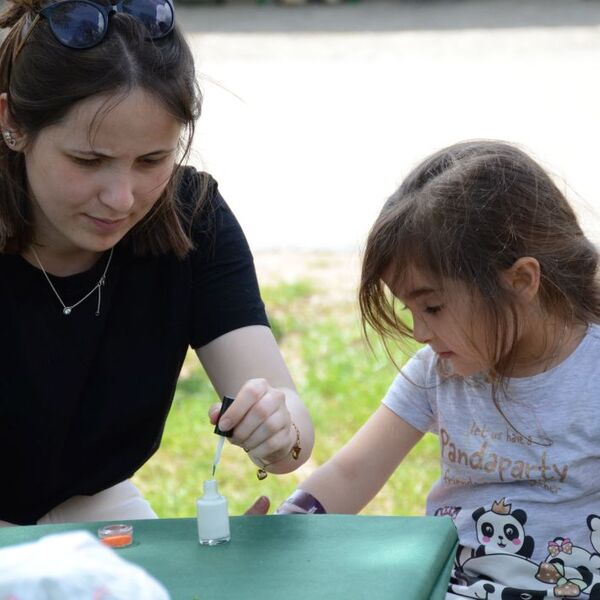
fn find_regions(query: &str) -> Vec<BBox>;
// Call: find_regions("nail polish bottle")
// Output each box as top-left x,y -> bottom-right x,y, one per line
197,479 -> 231,545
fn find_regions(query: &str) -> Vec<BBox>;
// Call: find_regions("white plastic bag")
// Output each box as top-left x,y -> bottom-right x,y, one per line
0,530 -> 170,599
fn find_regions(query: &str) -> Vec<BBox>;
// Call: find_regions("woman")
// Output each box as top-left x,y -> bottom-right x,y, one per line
0,0 -> 313,525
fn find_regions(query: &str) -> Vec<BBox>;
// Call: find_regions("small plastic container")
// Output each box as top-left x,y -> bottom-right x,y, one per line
98,523 -> 134,548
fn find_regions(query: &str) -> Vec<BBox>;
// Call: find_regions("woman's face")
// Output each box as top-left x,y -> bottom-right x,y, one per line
21,88 -> 181,259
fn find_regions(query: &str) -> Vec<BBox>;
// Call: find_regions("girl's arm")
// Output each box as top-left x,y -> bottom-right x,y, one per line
196,324 -> 314,473
289,404 -> 424,514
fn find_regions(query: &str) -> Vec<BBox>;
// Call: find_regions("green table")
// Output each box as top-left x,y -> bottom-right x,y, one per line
0,515 -> 457,600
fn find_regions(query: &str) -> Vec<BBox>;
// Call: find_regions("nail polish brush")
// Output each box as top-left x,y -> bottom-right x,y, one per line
211,395 -> 235,477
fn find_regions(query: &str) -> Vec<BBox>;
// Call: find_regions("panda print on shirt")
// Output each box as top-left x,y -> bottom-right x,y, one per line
472,498 -> 534,559
449,503 -> 600,599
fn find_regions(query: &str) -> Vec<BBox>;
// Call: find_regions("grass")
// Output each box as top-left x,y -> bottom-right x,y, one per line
133,258 -> 440,517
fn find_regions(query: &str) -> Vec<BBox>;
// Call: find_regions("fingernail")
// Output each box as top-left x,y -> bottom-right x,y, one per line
219,418 -> 232,431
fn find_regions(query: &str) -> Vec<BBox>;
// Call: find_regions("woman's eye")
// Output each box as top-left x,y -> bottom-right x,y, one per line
71,156 -> 101,167
140,156 -> 167,167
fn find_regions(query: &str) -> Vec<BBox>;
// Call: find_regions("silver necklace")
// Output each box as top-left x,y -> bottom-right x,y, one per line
29,246 -> 114,316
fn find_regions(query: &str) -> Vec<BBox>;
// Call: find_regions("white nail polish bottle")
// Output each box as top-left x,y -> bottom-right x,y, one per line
197,479 -> 231,545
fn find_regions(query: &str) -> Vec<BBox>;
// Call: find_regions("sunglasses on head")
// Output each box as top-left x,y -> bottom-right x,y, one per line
15,0 -> 175,55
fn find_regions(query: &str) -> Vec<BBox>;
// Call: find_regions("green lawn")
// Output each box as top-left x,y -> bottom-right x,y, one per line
133,270 -> 440,517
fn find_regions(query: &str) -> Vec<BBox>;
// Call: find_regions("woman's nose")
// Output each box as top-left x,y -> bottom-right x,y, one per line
99,172 -> 135,213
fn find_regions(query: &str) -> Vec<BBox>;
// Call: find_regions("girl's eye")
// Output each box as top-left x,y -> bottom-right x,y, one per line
424,305 -> 443,315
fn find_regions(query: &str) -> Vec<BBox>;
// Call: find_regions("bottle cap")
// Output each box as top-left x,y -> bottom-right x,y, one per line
213,395 -> 235,437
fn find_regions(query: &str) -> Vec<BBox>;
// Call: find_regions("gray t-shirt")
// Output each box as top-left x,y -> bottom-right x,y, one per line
383,324 -> 600,599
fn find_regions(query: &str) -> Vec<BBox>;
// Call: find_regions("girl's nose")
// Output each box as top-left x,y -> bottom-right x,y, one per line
412,314 -> 433,344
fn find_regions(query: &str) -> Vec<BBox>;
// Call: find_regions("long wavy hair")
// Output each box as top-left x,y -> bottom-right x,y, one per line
0,0 -> 205,257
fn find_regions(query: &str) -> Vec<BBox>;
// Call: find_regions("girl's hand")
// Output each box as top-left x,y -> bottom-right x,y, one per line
244,496 -> 270,515
208,378 -> 298,469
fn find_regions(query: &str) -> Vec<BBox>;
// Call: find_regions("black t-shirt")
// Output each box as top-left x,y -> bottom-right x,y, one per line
0,168 -> 269,524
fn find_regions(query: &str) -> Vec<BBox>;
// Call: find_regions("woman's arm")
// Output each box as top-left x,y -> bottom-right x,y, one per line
196,324 -> 314,473
286,404 -> 424,514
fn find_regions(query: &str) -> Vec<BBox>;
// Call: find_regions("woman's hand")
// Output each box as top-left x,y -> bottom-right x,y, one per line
197,325 -> 314,474
209,378 -> 299,470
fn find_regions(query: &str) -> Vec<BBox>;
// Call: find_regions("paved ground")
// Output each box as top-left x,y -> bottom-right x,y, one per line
181,0 -> 600,252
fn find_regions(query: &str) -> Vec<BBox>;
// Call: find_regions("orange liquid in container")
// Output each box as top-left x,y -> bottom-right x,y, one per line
98,524 -> 133,548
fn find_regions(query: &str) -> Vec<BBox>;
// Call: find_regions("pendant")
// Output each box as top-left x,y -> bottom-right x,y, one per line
256,468 -> 267,481
63,307 -> 72,315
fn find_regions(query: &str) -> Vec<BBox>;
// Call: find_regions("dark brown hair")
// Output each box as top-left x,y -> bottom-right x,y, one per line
0,0 -> 205,257
360,140 -> 600,381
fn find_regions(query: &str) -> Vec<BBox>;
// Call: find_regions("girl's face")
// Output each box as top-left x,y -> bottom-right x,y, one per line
388,267 -> 493,377
20,88 -> 181,261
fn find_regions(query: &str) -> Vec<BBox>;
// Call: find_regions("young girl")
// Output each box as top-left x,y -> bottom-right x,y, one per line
0,0 -> 313,525
277,141 -> 600,599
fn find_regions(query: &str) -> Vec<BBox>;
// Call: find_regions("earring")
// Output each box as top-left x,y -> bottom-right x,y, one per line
3,130 -> 16,147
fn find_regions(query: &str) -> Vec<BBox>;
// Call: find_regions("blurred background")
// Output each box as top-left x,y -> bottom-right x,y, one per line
186,0 -> 600,251
134,0 -> 600,517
